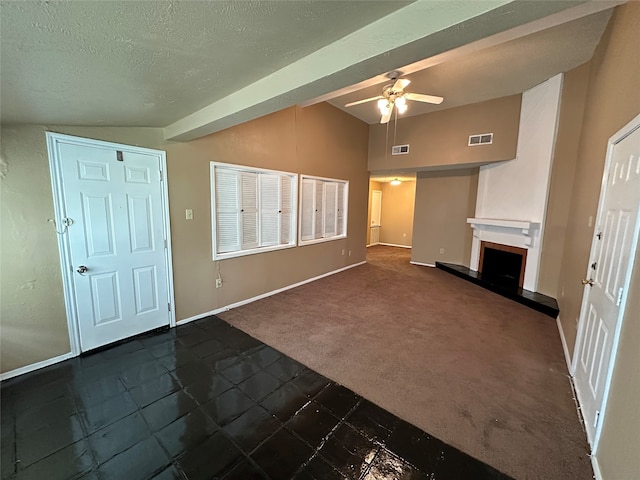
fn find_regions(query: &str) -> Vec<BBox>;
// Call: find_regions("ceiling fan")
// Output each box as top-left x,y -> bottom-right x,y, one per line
344,73 -> 443,124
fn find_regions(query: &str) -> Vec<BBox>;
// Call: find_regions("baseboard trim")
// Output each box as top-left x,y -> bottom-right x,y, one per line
379,243 -> 411,249
592,455 -> 603,480
366,243 -> 379,247
179,261 -> 367,325
1,352 -> 74,382
410,261 -> 435,267
556,316 -> 574,374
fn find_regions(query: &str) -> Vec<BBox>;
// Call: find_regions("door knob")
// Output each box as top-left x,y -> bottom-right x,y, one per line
77,265 -> 88,274
582,278 -> 594,286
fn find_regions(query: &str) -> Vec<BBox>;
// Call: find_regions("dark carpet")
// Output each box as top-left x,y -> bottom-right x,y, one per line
219,246 -> 592,480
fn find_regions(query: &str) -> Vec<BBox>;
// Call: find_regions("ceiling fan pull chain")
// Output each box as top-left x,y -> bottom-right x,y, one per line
394,107 -> 398,146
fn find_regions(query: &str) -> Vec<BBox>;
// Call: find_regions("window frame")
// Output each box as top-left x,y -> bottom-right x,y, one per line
210,162 -> 298,260
298,174 -> 348,246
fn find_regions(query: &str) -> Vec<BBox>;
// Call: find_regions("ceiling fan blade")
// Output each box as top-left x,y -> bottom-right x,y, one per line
380,107 -> 393,124
405,92 -> 444,104
344,95 -> 383,107
392,78 -> 410,92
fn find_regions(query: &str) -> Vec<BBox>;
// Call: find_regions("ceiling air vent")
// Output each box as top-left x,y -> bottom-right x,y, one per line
468,133 -> 493,146
391,144 -> 410,155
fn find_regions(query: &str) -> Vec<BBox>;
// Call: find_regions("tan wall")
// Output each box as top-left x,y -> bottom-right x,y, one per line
379,181 -> 415,247
557,3 -> 640,355
366,180 -> 382,245
552,4 -> 640,478
537,63 -> 591,297
411,169 -> 478,266
0,103 -> 369,373
368,95 -> 521,172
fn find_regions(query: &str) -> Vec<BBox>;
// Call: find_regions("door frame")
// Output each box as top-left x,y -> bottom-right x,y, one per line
571,113 -> 640,453
46,132 -> 176,356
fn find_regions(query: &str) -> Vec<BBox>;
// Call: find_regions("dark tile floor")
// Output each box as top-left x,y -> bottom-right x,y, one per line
1,316 -> 513,480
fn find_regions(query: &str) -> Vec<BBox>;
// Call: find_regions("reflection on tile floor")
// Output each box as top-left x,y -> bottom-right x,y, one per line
1,316 -> 513,479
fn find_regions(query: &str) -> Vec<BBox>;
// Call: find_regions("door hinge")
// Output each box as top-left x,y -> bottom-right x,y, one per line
594,410 -> 600,428
164,239 -> 167,249
168,303 -> 171,312
159,170 -> 163,181
116,150 -> 124,162
616,287 -> 624,306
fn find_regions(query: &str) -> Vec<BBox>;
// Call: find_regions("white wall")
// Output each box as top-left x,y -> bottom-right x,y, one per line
476,74 -> 563,222
471,74 -> 563,292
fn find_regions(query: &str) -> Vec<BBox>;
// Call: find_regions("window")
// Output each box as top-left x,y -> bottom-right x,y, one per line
299,175 -> 348,245
211,162 -> 297,260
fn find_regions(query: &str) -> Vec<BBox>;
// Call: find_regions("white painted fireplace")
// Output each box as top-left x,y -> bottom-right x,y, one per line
467,74 -> 563,293
467,218 -> 540,290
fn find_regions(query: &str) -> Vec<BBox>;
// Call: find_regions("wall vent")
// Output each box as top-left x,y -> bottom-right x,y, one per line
468,133 -> 493,146
391,144 -> 410,155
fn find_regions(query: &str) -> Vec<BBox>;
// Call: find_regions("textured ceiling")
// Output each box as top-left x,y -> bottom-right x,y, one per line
328,10 -> 612,124
0,0 -> 410,126
0,0 -> 619,139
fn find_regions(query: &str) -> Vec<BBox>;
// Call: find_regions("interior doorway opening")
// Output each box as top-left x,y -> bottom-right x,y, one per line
367,174 -> 416,248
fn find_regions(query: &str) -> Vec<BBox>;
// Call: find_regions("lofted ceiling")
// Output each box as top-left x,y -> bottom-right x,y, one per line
328,11 -> 612,124
0,1 -> 620,141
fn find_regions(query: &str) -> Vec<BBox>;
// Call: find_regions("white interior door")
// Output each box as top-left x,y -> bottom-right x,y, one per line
573,118 -> 640,445
370,189 -> 382,245
51,135 -> 172,352
371,190 -> 382,227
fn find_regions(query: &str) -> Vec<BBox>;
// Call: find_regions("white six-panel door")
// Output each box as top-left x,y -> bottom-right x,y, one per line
573,118 -> 640,446
49,134 -> 172,352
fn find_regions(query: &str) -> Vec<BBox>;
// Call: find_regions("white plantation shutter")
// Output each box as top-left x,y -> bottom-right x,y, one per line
314,180 -> 324,239
211,163 -> 297,259
299,175 -> 348,245
240,172 -> 258,249
337,182 -> 345,236
301,178 -> 315,241
260,173 -> 280,246
324,182 -> 337,237
280,175 -> 293,244
215,169 -> 240,253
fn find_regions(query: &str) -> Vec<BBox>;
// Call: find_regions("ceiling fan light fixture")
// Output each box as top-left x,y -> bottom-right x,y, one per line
397,103 -> 408,114
390,178 -> 401,186
377,99 -> 390,115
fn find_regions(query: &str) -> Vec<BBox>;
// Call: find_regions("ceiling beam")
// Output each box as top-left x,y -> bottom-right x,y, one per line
164,0 -> 592,142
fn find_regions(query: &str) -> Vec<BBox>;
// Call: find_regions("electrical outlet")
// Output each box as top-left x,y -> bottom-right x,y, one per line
215,278 -> 222,288
348,250 -> 352,256
186,209 -> 193,220
439,248 -> 445,254
341,249 -> 345,256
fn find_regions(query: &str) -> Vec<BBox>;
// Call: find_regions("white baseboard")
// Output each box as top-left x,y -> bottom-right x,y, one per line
592,455 -> 602,480
379,243 -> 411,249
0,352 -> 74,382
410,261 -> 435,267
179,261 -> 367,325
3,262 -> 368,380
556,316 -> 574,375
366,243 -> 379,247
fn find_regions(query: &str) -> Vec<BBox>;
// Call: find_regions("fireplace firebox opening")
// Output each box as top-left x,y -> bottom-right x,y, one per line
479,241 -> 527,288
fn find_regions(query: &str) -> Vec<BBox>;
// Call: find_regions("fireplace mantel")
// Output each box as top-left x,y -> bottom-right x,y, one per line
466,218 -> 542,291
466,218 -> 540,247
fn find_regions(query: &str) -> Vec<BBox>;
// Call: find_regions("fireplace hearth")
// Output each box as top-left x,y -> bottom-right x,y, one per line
435,262 -> 559,318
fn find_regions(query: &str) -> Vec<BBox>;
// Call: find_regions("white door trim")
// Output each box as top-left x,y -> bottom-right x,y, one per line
571,113 -> 640,454
46,132 -> 176,357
